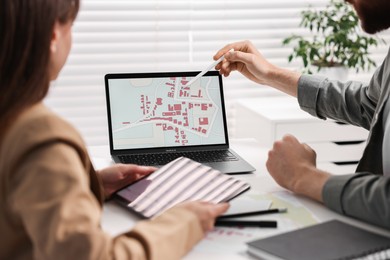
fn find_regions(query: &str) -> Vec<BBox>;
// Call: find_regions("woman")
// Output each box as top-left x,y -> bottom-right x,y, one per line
0,0 -> 229,259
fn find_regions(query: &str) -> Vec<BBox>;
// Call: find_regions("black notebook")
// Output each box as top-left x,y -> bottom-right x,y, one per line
247,220 -> 390,260
114,157 -> 250,218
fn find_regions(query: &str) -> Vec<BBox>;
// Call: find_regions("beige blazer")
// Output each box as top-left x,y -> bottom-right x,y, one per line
0,103 -> 203,260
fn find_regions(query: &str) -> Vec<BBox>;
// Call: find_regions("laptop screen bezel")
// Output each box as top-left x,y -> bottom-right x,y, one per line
104,71 -> 230,155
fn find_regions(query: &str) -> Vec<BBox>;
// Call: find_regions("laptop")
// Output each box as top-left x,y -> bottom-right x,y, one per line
104,71 -> 255,175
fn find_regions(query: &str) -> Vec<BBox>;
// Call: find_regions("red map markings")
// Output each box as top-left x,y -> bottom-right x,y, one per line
135,77 -> 214,145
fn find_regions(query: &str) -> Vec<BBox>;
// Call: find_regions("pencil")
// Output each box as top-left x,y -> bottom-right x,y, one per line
186,48 -> 234,86
215,220 -> 277,228
217,208 -> 287,219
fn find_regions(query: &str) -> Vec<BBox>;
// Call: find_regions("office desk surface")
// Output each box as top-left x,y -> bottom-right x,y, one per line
89,139 -> 390,260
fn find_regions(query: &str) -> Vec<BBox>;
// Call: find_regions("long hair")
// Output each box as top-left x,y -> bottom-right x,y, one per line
0,0 -> 80,143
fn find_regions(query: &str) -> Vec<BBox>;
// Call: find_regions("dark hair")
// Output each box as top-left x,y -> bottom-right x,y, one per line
0,0 -> 80,142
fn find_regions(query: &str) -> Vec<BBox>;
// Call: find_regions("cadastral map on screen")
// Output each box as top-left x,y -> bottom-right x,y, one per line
108,76 -> 226,150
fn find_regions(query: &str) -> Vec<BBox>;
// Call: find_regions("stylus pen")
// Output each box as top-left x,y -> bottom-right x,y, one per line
215,220 -> 277,228
217,208 -> 288,219
186,48 -> 234,86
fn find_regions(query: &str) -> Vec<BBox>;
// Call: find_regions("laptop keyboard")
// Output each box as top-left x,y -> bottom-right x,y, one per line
118,150 -> 238,166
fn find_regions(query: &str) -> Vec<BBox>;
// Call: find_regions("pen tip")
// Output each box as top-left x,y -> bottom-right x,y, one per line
185,80 -> 193,86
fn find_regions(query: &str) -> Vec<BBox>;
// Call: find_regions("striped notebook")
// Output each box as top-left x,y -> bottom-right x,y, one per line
114,157 -> 251,218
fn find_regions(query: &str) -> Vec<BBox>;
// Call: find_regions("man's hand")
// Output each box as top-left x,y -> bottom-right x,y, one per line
213,40 -> 274,85
213,40 -> 301,97
266,134 -> 330,202
97,164 -> 156,199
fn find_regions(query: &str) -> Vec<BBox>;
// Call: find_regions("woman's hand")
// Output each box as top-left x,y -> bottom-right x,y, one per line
177,201 -> 229,232
97,164 -> 156,199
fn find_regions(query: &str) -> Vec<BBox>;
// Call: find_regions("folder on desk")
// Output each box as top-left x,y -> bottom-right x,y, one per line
114,157 -> 251,218
246,220 -> 390,260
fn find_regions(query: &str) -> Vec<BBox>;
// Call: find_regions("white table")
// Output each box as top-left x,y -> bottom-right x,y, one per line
89,139 -> 390,260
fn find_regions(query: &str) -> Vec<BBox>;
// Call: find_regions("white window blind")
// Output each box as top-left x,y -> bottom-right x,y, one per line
45,0 -> 390,146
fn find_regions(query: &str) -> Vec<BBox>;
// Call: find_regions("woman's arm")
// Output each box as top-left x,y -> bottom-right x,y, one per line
9,142 -> 226,260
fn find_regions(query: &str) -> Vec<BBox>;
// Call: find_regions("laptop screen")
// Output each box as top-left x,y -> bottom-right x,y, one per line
105,71 -> 229,152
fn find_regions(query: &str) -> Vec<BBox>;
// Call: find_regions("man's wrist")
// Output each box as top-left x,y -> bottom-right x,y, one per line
267,66 -> 301,97
294,166 -> 331,202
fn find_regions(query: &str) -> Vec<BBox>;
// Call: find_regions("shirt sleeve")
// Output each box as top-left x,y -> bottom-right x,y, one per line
297,61 -> 390,229
8,142 -> 203,260
322,174 -> 390,229
297,70 -> 383,130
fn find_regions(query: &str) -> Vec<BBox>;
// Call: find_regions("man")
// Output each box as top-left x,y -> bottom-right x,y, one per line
214,0 -> 390,229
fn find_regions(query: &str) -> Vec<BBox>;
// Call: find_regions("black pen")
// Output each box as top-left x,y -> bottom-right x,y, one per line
217,208 -> 287,219
215,220 -> 277,228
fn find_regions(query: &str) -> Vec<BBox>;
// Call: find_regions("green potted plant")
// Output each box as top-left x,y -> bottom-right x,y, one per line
283,0 -> 382,79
